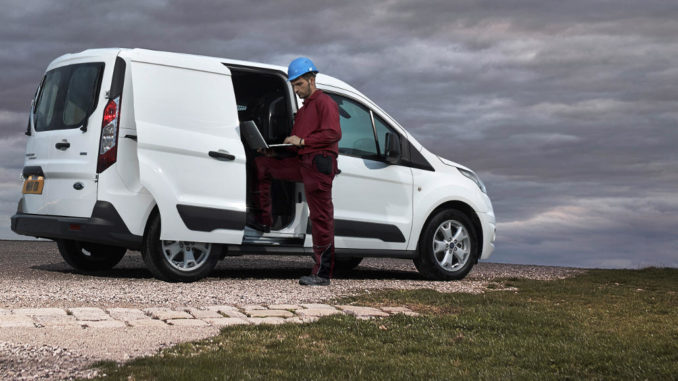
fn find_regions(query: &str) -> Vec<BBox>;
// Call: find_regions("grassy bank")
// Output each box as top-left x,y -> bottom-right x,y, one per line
89,268 -> 678,380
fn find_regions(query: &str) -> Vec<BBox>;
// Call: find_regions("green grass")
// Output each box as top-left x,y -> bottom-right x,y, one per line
88,268 -> 678,380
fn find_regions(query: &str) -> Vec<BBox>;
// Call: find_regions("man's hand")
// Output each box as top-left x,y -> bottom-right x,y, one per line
284,135 -> 304,147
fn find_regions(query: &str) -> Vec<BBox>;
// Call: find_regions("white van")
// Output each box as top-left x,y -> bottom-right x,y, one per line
11,48 -> 495,282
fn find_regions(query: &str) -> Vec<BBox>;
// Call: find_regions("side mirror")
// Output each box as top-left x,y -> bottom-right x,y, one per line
384,132 -> 401,164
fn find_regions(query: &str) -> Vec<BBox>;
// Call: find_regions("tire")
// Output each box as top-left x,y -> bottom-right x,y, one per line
333,257 -> 363,275
414,209 -> 478,281
56,239 -> 126,271
141,214 -> 219,282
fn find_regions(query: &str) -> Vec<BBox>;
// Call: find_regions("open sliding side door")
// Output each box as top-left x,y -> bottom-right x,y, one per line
124,49 -> 246,243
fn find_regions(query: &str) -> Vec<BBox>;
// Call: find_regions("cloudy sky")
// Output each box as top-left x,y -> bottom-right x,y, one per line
1,0 -> 676,269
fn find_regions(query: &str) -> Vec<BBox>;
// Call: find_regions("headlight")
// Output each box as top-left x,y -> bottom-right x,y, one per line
458,168 -> 487,194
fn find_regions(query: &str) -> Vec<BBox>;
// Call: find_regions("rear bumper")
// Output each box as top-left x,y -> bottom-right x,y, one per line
11,201 -> 142,250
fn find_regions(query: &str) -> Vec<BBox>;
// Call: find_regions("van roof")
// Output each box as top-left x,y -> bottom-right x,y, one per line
49,48 -> 361,95
47,48 -> 423,151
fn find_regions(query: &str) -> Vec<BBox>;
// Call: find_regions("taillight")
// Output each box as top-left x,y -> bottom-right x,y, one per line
97,96 -> 120,173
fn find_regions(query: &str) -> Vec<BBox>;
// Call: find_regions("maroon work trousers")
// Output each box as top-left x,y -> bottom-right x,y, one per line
254,152 -> 338,278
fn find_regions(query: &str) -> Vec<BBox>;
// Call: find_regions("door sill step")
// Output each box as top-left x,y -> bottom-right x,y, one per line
242,236 -> 305,246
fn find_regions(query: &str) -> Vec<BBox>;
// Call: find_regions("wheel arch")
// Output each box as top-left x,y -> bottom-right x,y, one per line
415,200 -> 483,264
142,204 -> 159,243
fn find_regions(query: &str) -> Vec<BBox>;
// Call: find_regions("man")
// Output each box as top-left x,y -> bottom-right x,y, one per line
252,57 -> 341,286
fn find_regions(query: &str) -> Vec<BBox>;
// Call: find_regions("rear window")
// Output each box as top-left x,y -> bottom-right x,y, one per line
33,62 -> 104,132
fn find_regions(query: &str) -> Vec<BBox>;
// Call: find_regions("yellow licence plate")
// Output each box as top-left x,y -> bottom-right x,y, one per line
22,176 -> 44,195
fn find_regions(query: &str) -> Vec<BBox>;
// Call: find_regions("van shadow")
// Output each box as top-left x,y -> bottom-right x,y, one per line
31,263 -> 155,279
31,262 -> 425,281
209,266 -> 424,281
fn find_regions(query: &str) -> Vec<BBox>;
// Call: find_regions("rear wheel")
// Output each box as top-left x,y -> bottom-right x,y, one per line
333,257 -> 363,275
142,214 -> 220,282
56,239 -> 126,271
414,209 -> 477,280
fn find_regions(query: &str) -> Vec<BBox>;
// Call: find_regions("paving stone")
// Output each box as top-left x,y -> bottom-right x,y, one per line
184,308 -> 223,319
107,308 -> 150,321
221,310 -> 248,319
127,319 -> 168,328
248,317 -> 286,325
336,305 -> 389,318
35,315 -> 84,328
300,303 -> 336,310
166,319 -> 209,327
206,306 -> 247,318
68,307 -> 111,321
295,308 -> 342,318
267,304 -> 301,310
203,318 -> 250,327
380,307 -> 419,317
248,309 -> 294,318
241,304 -> 266,311
0,315 -> 35,328
144,308 -> 192,320
12,308 -> 67,316
83,320 -> 127,328
206,305 -> 240,312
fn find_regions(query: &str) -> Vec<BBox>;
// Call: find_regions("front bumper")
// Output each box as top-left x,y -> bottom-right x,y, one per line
478,210 -> 496,259
11,201 -> 142,250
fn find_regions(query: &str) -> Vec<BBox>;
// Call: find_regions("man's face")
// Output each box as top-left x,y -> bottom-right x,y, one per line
291,76 -> 314,99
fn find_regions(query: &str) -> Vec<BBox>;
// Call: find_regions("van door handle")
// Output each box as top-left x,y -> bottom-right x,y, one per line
208,151 -> 235,161
55,142 -> 70,150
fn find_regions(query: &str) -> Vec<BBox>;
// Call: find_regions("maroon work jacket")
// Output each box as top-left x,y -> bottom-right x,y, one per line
291,90 -> 341,156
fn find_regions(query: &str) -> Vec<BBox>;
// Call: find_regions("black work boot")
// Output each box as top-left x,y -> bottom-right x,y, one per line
299,274 -> 330,286
313,243 -> 335,279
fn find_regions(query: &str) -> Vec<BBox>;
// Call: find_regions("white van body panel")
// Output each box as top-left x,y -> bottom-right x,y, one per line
407,147 -> 495,257
123,49 -> 246,243
332,156 -> 413,250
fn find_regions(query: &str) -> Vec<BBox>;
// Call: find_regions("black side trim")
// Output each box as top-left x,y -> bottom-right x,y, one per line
225,245 -> 416,259
109,56 -> 126,99
22,166 -> 44,177
10,201 -> 142,249
335,248 -> 415,259
177,205 -> 246,232
307,219 -> 406,243
401,139 -> 435,171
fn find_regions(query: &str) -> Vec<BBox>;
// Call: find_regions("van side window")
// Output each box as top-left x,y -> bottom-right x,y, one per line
328,94 -> 378,157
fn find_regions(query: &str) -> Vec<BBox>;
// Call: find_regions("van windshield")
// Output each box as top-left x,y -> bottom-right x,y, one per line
33,62 -> 104,132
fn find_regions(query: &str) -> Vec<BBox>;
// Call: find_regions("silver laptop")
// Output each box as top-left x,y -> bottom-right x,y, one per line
241,120 -> 293,150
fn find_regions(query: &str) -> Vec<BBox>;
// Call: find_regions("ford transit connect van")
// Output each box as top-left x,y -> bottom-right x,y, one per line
11,48 -> 495,282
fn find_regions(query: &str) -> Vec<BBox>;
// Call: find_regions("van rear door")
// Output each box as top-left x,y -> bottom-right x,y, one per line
124,50 -> 246,244
23,50 -> 118,217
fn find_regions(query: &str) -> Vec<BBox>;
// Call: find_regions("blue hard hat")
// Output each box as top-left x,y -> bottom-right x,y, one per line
288,57 -> 318,81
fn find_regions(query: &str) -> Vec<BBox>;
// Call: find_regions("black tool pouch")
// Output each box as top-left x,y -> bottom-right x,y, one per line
313,154 -> 332,175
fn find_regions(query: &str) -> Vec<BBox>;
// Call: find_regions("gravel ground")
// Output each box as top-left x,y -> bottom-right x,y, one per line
0,240 -> 584,380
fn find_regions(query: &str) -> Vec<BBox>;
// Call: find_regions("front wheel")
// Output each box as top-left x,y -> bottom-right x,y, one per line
142,214 -> 220,282
414,209 -> 477,281
56,239 -> 126,271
